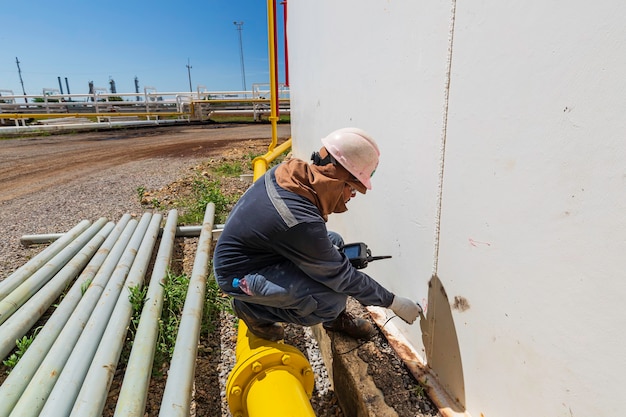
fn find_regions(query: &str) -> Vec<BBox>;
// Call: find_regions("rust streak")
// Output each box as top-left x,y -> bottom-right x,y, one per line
367,306 -> 470,417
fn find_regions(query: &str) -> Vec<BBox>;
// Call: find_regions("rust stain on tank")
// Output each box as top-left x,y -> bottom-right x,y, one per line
367,305 -> 470,416
452,296 -> 470,312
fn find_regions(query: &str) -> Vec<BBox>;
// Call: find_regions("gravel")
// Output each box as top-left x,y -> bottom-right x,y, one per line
0,156 -> 203,279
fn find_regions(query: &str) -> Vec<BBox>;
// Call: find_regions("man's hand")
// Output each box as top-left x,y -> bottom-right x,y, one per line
389,296 -> 423,324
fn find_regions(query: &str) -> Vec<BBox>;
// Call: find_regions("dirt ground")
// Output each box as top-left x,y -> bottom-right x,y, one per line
0,123 -> 290,203
0,123 -> 439,416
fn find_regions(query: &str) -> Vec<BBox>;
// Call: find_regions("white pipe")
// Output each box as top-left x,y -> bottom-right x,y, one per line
0,220 -> 114,361
0,214 -> 130,417
20,224 -> 225,245
36,214 -> 153,417
114,210 -> 179,417
0,89 -> 282,102
159,203 -> 215,417
0,222 -> 119,417
70,213 -> 163,417
0,220 -> 91,302
18,233 -> 63,245
7,218 -> 140,417
0,219 -> 108,326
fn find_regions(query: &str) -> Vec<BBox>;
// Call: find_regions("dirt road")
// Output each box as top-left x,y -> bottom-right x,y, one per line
0,123 -> 291,203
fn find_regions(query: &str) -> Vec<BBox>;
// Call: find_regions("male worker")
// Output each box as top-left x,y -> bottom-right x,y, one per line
213,127 -> 421,341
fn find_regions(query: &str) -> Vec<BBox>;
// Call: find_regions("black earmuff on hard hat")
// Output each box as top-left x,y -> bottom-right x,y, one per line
311,151 -> 336,166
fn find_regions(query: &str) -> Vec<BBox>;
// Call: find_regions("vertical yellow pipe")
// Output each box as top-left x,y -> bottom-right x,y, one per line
251,0 -> 282,180
267,0 -> 279,151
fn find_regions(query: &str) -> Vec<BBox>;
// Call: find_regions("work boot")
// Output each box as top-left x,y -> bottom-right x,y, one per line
323,310 -> 375,340
231,299 -> 285,341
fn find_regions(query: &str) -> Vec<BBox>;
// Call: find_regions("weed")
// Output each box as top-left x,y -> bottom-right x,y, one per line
178,177 -> 232,224
2,333 -> 37,373
410,383 -> 426,397
136,186 -> 146,201
245,151 -> 259,166
213,161 -> 243,177
128,284 -> 148,334
150,198 -> 162,210
153,271 -> 190,374
147,268 -> 232,376
81,278 -> 92,295
117,284 -> 148,367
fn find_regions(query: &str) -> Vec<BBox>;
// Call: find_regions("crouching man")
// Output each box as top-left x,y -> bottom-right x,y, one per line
213,127 -> 421,341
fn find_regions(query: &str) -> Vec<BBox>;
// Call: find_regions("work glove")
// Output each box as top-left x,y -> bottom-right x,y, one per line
389,296 -> 423,324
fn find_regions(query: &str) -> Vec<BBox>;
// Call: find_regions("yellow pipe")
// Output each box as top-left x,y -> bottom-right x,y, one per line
252,138 -> 292,181
253,0 -> 291,176
267,0 -> 279,151
246,368 -> 314,416
226,322 -> 315,417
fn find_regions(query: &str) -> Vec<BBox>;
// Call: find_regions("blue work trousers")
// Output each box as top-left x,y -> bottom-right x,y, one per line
216,231 -> 347,326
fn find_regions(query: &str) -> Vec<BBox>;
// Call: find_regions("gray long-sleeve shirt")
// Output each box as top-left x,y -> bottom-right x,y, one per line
213,166 -> 394,309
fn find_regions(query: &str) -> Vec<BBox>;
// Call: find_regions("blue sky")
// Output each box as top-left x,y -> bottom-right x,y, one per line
0,1 -> 286,96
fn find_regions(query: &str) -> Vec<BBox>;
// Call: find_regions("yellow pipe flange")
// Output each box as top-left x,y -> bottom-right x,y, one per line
245,368 -> 315,417
226,322 -> 315,417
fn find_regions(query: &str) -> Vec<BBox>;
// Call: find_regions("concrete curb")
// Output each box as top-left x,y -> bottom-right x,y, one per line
311,324 -> 400,417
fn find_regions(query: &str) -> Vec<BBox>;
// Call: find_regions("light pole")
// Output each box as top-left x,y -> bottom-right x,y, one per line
233,21 -> 247,95
15,57 -> 27,103
186,58 -> 193,93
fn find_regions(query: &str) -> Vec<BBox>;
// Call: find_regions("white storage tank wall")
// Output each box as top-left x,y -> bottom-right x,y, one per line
437,2 -> 626,416
288,1 -> 626,417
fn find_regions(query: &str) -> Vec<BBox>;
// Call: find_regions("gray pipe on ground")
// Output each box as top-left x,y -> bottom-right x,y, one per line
20,223 -> 225,245
0,218 -> 108,326
6,217 -> 140,417
1,208 -> 220,417
0,219 -> 114,361
70,213 -> 164,417
0,215 -> 131,417
113,210 -> 179,417
0,220 -> 91,302
36,213 -> 153,417
159,203 -> 215,417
